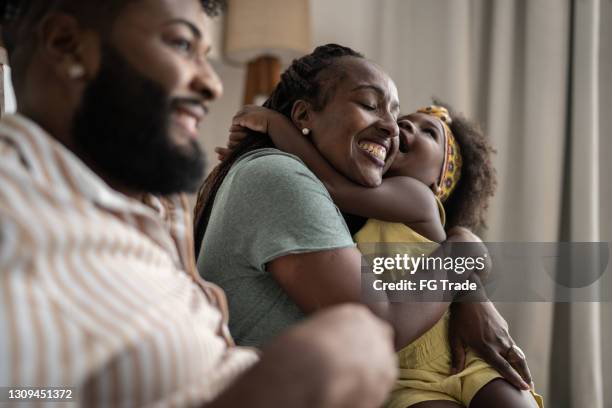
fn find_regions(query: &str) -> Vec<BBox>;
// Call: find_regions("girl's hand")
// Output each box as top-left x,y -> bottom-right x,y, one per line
214,105 -> 281,161
214,124 -> 249,161
232,105 -> 279,133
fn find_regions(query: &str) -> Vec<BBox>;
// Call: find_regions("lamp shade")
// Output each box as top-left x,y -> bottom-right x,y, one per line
224,0 -> 312,65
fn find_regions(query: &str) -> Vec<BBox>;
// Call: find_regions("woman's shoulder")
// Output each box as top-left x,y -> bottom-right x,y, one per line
230,148 -> 320,187
233,147 -> 309,171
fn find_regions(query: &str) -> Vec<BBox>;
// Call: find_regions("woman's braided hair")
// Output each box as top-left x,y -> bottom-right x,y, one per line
193,44 -> 364,256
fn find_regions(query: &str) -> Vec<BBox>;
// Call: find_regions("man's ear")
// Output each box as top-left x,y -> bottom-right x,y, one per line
290,99 -> 314,132
38,13 -> 100,82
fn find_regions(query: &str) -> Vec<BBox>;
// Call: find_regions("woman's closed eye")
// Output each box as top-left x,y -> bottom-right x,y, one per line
359,101 -> 377,111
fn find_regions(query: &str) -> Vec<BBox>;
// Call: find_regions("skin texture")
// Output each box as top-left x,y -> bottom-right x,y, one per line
469,379 -> 540,408
11,2 -> 404,407
408,379 -> 539,408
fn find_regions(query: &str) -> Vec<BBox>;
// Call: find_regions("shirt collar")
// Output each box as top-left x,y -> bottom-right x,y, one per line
1,113 -> 167,219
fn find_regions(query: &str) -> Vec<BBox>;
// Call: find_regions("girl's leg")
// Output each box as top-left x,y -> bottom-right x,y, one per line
469,379 -> 539,408
411,401 -> 464,408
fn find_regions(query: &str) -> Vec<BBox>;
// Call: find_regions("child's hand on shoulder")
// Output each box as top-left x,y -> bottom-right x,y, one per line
232,105 -> 281,134
215,105 -> 282,161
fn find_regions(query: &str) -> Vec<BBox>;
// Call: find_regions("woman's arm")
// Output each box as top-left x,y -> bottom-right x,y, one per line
230,106 -> 443,239
267,227 -> 487,350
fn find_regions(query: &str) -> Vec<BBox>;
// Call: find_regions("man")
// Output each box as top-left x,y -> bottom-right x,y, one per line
0,0 -> 397,406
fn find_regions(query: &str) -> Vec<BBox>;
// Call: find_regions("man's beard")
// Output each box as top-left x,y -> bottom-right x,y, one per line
72,44 -> 206,195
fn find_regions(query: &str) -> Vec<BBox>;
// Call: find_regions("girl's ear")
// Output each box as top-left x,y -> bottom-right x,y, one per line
290,99 -> 313,131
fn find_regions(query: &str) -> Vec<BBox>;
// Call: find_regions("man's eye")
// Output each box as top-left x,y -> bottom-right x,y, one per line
169,38 -> 193,53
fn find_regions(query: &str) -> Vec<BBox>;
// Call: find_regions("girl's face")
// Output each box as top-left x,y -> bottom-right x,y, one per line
386,112 -> 446,188
307,57 -> 400,187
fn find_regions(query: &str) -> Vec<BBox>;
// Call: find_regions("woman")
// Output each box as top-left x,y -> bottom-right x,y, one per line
194,44 -> 534,406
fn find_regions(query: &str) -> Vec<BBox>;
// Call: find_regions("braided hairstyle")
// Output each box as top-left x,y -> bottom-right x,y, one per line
193,44 -> 364,256
434,100 -> 497,232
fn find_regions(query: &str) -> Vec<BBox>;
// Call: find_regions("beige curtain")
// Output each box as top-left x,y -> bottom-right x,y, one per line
201,0 -> 611,404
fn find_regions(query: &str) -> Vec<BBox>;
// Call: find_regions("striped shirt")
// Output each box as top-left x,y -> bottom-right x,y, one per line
0,114 -> 258,407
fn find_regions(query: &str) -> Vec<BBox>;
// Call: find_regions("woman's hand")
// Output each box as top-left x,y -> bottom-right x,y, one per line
214,105 -> 282,161
444,228 -> 532,389
448,301 -> 534,391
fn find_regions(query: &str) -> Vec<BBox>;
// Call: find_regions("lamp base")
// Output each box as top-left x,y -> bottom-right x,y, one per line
243,55 -> 281,105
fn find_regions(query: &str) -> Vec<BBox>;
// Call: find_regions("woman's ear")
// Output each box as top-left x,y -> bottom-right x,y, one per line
290,99 -> 313,132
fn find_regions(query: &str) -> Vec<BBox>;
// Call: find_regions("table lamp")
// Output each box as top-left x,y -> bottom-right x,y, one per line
224,0 -> 312,104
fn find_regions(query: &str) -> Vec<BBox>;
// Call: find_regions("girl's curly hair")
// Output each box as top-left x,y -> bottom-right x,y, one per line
435,100 -> 497,232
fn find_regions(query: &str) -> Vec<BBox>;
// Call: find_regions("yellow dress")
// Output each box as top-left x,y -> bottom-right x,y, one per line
354,199 -> 544,408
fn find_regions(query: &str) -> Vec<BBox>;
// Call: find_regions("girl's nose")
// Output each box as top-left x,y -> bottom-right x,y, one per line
398,119 -> 416,152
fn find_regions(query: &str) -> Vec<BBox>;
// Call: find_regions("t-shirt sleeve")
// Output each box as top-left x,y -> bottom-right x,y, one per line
217,153 -> 355,271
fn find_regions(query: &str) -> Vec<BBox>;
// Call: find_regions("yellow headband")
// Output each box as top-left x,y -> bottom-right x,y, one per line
416,105 -> 462,203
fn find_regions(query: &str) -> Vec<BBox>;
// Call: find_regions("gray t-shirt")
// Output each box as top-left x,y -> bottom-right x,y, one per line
197,148 -> 355,346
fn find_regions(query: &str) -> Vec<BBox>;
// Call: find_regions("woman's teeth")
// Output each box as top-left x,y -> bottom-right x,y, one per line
358,141 -> 387,161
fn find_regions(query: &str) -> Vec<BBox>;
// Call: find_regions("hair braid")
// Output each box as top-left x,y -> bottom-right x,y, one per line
193,44 -> 363,256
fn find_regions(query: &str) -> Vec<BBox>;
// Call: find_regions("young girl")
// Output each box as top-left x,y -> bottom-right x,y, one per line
218,103 -> 543,408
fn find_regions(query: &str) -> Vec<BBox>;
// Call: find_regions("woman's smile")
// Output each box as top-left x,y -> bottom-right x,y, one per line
357,139 -> 388,164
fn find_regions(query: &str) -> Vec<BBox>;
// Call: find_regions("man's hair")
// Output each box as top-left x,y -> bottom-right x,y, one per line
193,44 -> 364,256
0,0 -> 225,68
435,100 -> 497,232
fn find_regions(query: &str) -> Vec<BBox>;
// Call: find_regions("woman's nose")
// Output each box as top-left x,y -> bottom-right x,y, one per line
377,114 -> 400,139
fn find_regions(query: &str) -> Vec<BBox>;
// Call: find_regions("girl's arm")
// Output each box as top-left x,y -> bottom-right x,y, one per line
230,106 -> 444,239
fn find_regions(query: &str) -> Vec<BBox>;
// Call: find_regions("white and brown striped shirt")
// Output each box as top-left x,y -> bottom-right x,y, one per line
0,114 -> 258,407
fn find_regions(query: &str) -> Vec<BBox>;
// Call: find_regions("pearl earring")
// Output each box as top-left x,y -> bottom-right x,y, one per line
68,64 -> 85,79
302,128 -> 311,136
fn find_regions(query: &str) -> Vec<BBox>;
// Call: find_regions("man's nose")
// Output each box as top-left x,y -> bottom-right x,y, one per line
191,59 -> 223,101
